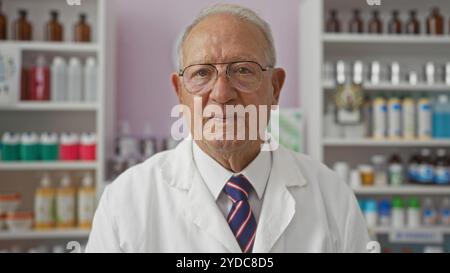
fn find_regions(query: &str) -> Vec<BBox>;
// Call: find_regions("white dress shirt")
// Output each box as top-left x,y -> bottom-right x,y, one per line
192,141 -> 272,223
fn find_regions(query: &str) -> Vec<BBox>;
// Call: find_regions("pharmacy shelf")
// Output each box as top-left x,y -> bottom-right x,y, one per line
0,41 -> 100,53
323,139 -> 450,147
323,33 -> 450,45
0,161 -> 98,171
322,82 -> 450,92
353,186 -> 450,195
0,229 -> 90,240
370,226 -> 450,234
0,102 -> 98,111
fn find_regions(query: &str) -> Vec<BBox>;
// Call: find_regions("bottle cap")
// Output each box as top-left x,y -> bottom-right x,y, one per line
85,57 -> 96,67
60,174 -> 71,187
408,198 -> 420,208
378,200 -> 391,213
52,57 -> 66,66
40,132 -> 58,145
81,133 -> 96,145
365,199 -> 378,212
438,95 -> 449,104
2,132 -> 20,144
82,173 -> 94,187
40,174 -> 51,188
392,197 -> 404,208
20,132 -> 39,144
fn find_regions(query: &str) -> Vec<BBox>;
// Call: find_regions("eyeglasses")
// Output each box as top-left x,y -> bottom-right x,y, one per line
178,61 -> 272,95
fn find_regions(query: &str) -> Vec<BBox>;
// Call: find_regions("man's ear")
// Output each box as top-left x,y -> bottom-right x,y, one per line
271,68 -> 286,105
171,72 -> 183,103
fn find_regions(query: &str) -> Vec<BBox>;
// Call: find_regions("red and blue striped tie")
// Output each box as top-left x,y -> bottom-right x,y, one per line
224,175 -> 257,253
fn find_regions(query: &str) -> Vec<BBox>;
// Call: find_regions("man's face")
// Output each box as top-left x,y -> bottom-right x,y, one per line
172,14 -> 285,154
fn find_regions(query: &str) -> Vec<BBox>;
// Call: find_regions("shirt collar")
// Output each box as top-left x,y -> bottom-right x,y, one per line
192,141 -> 272,200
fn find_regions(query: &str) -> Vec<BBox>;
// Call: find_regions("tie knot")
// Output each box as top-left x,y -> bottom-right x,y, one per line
224,175 -> 252,203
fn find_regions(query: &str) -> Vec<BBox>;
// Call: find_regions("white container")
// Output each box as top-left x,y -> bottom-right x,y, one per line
425,62 -> 435,85
77,173 -> 96,229
51,57 -> 67,101
390,62 -> 400,85
417,98 -> 432,139
423,198 -> 437,226
402,97 -> 416,139
5,212 -> 33,232
83,57 -> 97,102
349,169 -> 361,189
372,96 -> 387,139
387,97 -> 401,139
445,63 -> 450,86
333,162 -> 349,183
67,57 -> 83,102
392,208 -> 404,228
440,198 -> 450,225
407,208 -> 421,228
56,174 -> 76,228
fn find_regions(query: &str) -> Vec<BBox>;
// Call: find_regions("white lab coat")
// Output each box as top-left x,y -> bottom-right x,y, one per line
85,138 -> 370,253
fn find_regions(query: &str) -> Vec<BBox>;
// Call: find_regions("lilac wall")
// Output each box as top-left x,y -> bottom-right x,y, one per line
116,0 -> 300,138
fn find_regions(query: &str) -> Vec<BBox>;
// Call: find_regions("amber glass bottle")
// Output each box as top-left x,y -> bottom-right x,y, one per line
0,0 -> 7,40
74,13 -> 91,42
326,10 -> 341,33
368,10 -> 382,34
13,9 -> 32,41
349,9 -> 364,33
46,10 -> 63,42
426,7 -> 443,35
388,10 -> 402,34
405,10 -> 420,35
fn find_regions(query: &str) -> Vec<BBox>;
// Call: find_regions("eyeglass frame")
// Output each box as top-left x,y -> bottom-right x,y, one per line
178,60 -> 273,94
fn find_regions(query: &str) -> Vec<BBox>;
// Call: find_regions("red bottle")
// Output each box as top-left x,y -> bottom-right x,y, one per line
30,56 -> 50,101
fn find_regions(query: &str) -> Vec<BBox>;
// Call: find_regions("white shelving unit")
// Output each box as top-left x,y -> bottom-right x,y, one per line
0,0 -> 116,251
299,0 -> 450,252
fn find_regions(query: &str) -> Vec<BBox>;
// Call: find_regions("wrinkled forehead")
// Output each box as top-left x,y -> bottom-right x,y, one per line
182,14 -> 268,67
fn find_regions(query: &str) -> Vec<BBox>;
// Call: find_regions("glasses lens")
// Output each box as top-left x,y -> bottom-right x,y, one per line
183,65 -> 216,94
228,62 -> 263,92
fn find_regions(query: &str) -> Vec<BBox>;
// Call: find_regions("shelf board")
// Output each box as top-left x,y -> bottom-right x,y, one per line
353,185 -> 450,195
0,229 -> 90,240
0,102 -> 98,111
0,161 -> 98,171
323,33 -> 450,45
1,41 -> 100,53
370,226 -> 450,234
323,82 -> 450,92
323,138 -> 450,147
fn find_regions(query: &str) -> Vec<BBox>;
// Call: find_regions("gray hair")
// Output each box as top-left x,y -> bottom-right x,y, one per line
176,3 -> 276,70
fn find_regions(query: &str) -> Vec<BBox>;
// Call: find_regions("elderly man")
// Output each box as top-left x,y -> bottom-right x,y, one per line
86,4 -> 370,253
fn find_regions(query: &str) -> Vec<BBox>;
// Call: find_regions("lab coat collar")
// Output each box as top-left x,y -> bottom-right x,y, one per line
160,138 -> 308,252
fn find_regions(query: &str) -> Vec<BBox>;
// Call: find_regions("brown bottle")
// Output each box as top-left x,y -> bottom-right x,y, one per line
405,10 -> 420,35
388,10 -> 402,34
0,0 -> 7,40
427,7 -> 444,35
74,13 -> 91,42
13,9 -> 32,41
326,10 -> 341,33
368,10 -> 383,34
46,10 -> 63,42
349,9 -> 364,33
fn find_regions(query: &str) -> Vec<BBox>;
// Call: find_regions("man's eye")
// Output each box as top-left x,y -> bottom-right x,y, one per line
194,69 -> 211,78
237,67 -> 252,74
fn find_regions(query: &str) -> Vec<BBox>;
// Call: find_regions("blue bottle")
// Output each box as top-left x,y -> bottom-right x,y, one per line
432,95 -> 450,139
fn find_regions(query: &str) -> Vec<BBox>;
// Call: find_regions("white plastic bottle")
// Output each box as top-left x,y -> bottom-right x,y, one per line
67,57 -> 82,102
51,57 -> 67,102
392,197 -> 405,228
56,174 -> 76,228
417,97 -> 432,140
402,96 -> 416,139
83,57 -> 97,102
34,174 -> 56,230
388,96 -> 401,139
372,96 -> 387,139
77,173 -> 96,229
423,197 -> 437,226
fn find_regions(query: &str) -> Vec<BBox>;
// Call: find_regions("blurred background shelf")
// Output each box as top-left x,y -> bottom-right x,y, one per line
0,229 -> 90,240
323,33 -> 450,44
0,102 -> 99,111
323,139 -> 450,147
1,41 -> 100,53
353,186 -> 450,195
370,226 -> 450,234
322,82 -> 450,91
0,161 -> 98,171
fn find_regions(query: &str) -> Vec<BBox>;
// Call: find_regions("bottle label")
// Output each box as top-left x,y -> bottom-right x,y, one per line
57,194 -> 75,225
78,192 -> 95,224
418,164 -> 434,183
434,167 -> 450,184
408,164 -> 419,182
35,196 -> 54,226
423,209 -> 437,225
441,209 -> 450,225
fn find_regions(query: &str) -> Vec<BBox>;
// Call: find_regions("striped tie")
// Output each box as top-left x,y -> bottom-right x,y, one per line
223,175 -> 257,253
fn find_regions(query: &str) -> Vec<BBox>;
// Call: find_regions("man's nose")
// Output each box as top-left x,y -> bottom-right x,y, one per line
209,71 -> 237,103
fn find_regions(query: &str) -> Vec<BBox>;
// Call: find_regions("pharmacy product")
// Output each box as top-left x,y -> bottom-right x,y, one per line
417,97 -> 432,139
373,96 -> 387,139
387,96 -> 401,139
56,174 -> 76,228
402,97 -> 415,139
77,173 -> 95,229
407,198 -> 421,228
51,57 -> 67,101
34,174 -> 55,229
392,197 -> 405,228
423,198 -> 437,226
83,57 -> 97,102
67,57 -> 82,102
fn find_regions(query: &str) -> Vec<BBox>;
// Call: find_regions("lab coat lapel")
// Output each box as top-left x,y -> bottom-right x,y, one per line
165,139 -> 241,253
252,144 -> 307,253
